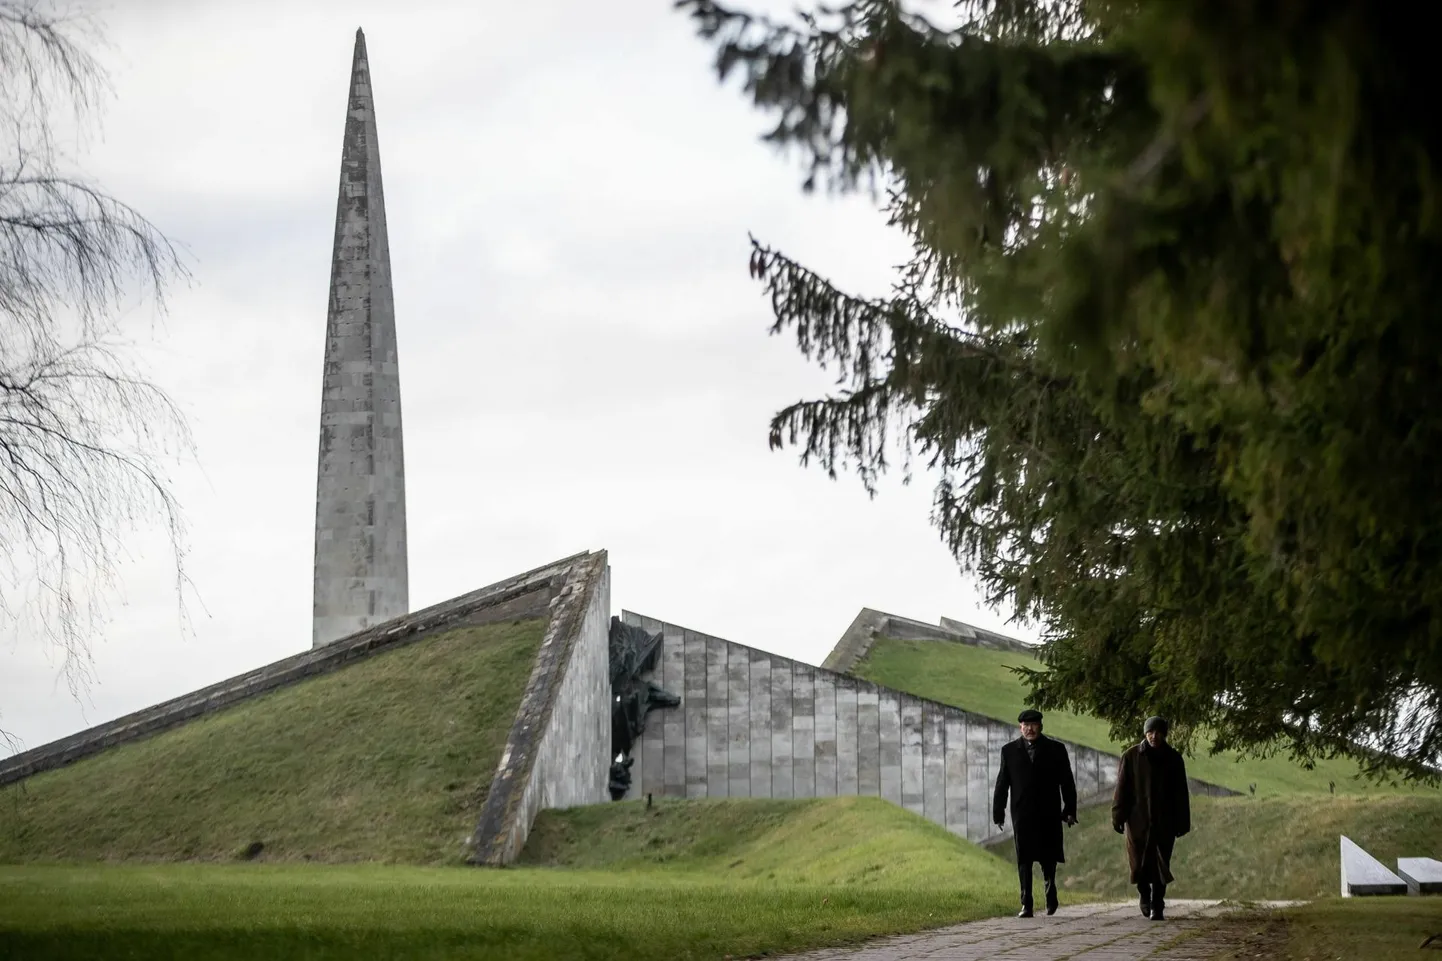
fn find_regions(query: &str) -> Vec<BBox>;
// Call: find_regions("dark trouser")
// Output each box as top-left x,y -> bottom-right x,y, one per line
1018,860 -> 1057,908
1137,835 -> 1177,914
1137,882 -> 1167,910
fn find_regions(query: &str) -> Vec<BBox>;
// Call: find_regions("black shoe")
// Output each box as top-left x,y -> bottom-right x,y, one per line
1140,898 -> 1151,918
1017,906 -> 1034,918
1150,908 -> 1165,921
1045,889 -> 1059,916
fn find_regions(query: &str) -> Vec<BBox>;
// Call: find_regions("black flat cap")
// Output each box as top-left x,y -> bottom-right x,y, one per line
1018,709 -> 1043,723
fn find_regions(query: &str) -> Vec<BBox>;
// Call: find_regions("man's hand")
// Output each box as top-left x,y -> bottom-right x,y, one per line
1113,823 -> 1125,835
1064,815 -> 1077,827
994,817 -> 1005,830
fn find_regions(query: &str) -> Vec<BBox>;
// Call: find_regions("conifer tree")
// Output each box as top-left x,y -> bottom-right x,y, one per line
681,0 -> 1442,779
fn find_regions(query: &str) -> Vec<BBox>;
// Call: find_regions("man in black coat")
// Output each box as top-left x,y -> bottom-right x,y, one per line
993,709 -> 1079,917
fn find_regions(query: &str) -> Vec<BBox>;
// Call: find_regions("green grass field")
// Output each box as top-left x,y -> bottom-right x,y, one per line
983,793 -> 1442,900
854,638 -> 1437,796
0,619 -> 546,865
0,798 -> 1018,961
521,794 -> 1030,888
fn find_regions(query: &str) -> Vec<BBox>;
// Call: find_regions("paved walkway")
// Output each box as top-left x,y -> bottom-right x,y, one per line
777,900 -> 1302,961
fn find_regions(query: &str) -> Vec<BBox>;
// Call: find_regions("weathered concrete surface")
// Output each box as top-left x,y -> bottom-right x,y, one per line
1396,856 -> 1442,895
1340,836 -> 1408,896
313,27 -> 408,648
620,612 -> 1125,844
470,553 -> 612,865
823,609 -> 1035,674
763,900 -> 1303,961
0,553 -> 586,788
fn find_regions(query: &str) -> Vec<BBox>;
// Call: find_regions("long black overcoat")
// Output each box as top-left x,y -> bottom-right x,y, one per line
992,734 -> 1079,864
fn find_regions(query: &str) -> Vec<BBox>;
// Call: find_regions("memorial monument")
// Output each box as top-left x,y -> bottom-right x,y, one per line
312,28 -> 409,647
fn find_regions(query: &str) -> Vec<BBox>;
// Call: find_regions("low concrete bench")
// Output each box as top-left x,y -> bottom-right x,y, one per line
1397,858 -> 1442,895
1340,836 -> 1408,896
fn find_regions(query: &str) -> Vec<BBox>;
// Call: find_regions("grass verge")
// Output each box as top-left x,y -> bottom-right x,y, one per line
1206,899 -> 1442,961
985,793 -> 1442,901
0,858 -> 1015,961
0,619 -> 547,865
854,638 -> 1438,796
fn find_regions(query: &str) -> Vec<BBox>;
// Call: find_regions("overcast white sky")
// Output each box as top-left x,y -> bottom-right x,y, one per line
1,0 -> 1037,753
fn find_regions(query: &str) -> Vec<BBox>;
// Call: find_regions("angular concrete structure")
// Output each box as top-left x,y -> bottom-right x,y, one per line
0,551 -> 614,868
313,27 -> 408,647
1397,857 -> 1442,895
1340,836 -> 1408,896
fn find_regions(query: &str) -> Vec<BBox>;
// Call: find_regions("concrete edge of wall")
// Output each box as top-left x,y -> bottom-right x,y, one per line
0,551 -> 590,788
629,609 -> 1239,802
469,551 -> 611,866
820,608 -> 887,673
821,608 -> 1036,674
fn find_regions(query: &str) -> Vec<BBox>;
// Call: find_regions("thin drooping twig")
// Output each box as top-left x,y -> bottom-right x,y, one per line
0,1 -> 195,747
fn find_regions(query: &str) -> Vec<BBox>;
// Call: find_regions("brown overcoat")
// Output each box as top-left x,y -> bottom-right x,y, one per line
1110,740 -> 1191,884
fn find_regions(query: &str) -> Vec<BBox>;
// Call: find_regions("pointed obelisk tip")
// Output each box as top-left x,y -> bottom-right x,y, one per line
353,27 -> 366,58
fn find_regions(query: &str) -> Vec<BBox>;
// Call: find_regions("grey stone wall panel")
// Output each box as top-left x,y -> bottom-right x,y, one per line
727,644 -> 750,797
899,695 -> 925,815
791,664 -> 816,797
770,660 -> 794,799
856,686 -> 881,797
748,650 -> 772,798
705,635 -> 730,798
662,624 -> 686,798
922,700 -> 947,823
683,630 -> 708,798
878,688 -> 903,806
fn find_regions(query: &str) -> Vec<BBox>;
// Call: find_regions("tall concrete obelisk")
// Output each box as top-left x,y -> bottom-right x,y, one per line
313,28 -> 408,648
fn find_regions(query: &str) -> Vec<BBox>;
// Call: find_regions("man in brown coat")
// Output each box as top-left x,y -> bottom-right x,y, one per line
1111,716 -> 1190,921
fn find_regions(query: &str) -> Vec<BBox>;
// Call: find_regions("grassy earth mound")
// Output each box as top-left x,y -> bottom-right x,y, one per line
984,793 -> 1442,901
854,638 -> 1439,796
521,794 -> 1026,887
0,618 -> 546,865
0,799 -> 1020,961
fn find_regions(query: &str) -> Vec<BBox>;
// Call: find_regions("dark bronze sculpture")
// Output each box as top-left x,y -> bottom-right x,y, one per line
608,617 -> 680,800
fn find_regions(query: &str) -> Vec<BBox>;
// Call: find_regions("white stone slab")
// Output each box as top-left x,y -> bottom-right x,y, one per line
1340,836 -> 1408,896
1397,857 -> 1442,895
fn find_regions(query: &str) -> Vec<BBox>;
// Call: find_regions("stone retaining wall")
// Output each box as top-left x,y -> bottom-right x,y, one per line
619,611 -> 1132,844
469,552 -> 612,865
0,552 -> 588,788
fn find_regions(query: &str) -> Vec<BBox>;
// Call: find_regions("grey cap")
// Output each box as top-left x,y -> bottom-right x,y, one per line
1144,715 -> 1169,734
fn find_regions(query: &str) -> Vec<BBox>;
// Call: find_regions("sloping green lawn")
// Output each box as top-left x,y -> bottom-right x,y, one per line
522,794 -> 1030,887
0,619 -> 547,865
0,797 -> 1020,961
854,638 -> 1437,796
985,793 -> 1442,901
